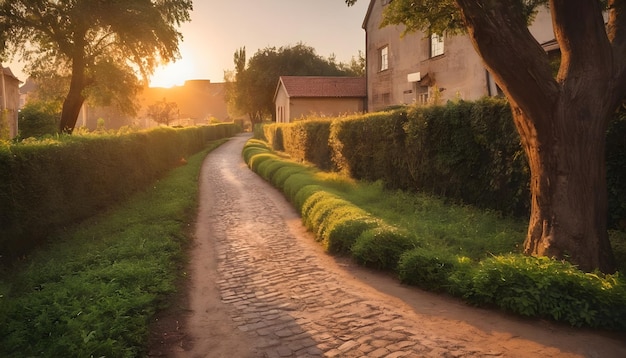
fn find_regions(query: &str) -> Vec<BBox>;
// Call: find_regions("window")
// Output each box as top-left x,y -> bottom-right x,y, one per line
379,46 -> 389,71
430,33 -> 444,57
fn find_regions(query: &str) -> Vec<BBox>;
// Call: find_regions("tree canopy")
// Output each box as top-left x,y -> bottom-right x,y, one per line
226,43 -> 364,126
0,0 -> 192,133
347,0 -> 626,273
146,98 -> 179,126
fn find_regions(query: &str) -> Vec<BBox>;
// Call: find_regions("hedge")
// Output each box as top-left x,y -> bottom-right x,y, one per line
0,124 -> 240,260
260,98 -> 626,226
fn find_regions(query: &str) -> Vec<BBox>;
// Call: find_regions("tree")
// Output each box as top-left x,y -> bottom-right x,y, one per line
147,98 -> 179,126
18,100 -> 61,138
0,0 -> 192,134
226,43 -> 360,126
347,0 -> 626,273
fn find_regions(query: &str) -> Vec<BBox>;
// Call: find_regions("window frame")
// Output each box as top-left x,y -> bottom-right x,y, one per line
379,45 -> 389,72
430,33 -> 444,58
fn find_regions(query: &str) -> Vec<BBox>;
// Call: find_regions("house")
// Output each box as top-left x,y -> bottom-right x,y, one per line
362,0 -> 556,111
274,76 -> 366,123
1,65 -> 21,139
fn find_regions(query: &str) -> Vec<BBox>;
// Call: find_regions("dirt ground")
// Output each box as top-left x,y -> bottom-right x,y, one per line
148,134 -> 626,358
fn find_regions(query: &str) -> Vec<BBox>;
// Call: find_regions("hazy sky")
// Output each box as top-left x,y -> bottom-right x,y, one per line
5,0 -> 370,88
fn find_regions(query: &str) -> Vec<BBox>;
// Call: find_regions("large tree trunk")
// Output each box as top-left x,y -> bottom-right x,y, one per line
515,100 -> 614,273
454,0 -> 625,272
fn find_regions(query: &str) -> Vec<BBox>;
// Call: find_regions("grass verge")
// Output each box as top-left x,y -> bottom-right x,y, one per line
0,139 -> 226,357
243,139 -> 626,331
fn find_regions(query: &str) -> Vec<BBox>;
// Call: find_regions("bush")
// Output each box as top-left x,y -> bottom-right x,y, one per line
18,101 -> 60,138
351,226 -> 417,270
397,247 -> 463,291
271,165 -> 309,190
323,209 -> 379,254
466,255 -> 626,329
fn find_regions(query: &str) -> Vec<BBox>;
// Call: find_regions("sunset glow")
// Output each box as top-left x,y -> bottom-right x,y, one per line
149,55 -> 195,88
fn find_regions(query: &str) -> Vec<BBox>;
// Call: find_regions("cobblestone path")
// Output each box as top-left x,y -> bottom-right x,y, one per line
175,134 -> 626,358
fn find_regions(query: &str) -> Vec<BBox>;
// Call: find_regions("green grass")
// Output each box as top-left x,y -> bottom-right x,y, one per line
0,139 -> 226,357
335,180 -> 526,260
243,138 -> 626,330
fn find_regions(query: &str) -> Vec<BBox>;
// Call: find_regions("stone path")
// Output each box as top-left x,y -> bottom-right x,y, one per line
173,133 -> 626,358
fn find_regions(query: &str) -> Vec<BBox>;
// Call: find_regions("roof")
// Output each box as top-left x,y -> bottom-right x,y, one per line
362,0 -> 377,29
275,76 -> 366,100
1,66 -> 21,82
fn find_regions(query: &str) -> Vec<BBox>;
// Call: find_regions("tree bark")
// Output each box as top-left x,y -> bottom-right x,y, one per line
59,59 -> 86,133
455,0 -> 621,272
58,31 -> 88,134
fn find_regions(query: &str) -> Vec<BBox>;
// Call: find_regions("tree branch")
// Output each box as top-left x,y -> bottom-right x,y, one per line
455,0 -> 558,122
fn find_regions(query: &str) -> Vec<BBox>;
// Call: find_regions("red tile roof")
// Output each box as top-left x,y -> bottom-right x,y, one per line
278,76 -> 366,98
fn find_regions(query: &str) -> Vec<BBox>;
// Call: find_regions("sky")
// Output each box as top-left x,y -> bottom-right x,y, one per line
4,0 -> 370,88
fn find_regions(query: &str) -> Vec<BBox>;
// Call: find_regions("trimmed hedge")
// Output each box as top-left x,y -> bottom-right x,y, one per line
260,98 -> 626,225
0,124 -> 240,259
243,139 -> 626,331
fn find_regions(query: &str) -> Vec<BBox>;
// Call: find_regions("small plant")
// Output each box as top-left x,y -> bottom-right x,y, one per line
398,247 -> 463,291
351,226 -> 417,270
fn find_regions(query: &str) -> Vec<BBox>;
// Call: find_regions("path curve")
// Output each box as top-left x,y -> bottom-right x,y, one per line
150,133 -> 626,358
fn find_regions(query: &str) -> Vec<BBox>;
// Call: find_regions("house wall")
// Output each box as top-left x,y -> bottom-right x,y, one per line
275,85 -> 290,123
288,97 -> 365,121
364,0 -> 555,112
1,69 -> 21,138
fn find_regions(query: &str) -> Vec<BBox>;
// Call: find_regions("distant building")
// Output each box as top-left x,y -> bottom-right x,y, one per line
139,80 -> 232,128
1,65 -> 22,138
274,76 -> 366,123
362,0 -> 556,111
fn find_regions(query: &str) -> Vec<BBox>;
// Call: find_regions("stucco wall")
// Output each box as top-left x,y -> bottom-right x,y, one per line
275,86 -> 290,123
1,72 -> 20,138
364,0 -> 555,112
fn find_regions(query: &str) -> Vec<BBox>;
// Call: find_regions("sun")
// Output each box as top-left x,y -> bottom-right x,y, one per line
149,56 -> 195,88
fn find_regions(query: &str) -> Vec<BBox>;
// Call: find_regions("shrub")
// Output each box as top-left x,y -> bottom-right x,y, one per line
256,158 -> 283,182
282,172 -> 320,204
351,226 -> 417,270
466,255 -> 626,329
293,184 -> 324,212
397,247 -> 463,291
323,209 -> 379,255
18,101 -> 60,138
271,165 -> 310,190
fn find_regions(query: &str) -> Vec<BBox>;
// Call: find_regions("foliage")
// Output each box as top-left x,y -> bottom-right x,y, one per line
0,124 -> 240,260
263,98 -> 531,217
0,109 -> 9,140
243,138 -> 626,330
0,142 -> 222,356
146,98 -> 179,126
18,100 -> 61,138
351,226 -> 417,270
465,255 -> 626,329
0,0 -> 192,132
226,43 -> 359,125
398,247 -> 467,291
